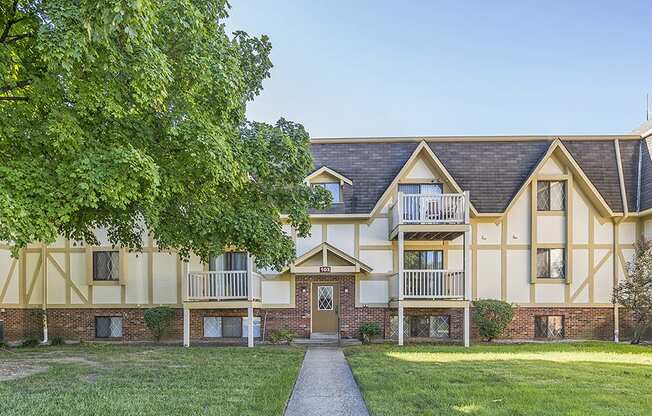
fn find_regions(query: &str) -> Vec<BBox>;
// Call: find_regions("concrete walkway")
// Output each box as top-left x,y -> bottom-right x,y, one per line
285,347 -> 370,416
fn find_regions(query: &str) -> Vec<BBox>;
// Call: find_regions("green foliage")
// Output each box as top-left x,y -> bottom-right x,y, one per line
613,238 -> 652,344
143,307 -> 176,341
21,336 -> 40,348
268,329 -> 295,344
0,340 -> 8,348
472,299 -> 514,341
359,322 -> 381,343
0,1 -> 330,269
50,335 -> 65,346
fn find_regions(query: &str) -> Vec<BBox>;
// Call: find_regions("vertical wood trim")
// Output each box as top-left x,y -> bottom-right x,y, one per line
565,174 -> 573,303
500,219 -> 507,300
19,250 -> 26,305
148,236 -> 154,305
0,258 -> 18,303
65,240 -> 71,305
42,244 -> 47,308
322,223 -> 328,243
26,253 -> 42,304
588,210 -> 595,303
176,255 -> 183,304
354,224 -> 360,259
471,221 -> 478,300
530,181 -> 537,302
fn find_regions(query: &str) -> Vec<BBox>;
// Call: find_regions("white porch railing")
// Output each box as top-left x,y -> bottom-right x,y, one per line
186,271 -> 262,301
401,269 -> 465,299
389,192 -> 468,230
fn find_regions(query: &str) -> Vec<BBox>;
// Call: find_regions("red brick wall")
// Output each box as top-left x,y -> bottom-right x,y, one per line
263,275 -> 389,339
0,309 -> 43,342
473,306 -> 615,340
46,308 -> 183,342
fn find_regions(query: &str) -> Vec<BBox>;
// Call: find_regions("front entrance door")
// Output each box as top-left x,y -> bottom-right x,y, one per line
312,283 -> 339,333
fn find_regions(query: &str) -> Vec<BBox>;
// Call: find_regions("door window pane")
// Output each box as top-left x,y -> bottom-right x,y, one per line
225,252 -> 247,271
404,250 -> 444,270
318,286 -> 334,310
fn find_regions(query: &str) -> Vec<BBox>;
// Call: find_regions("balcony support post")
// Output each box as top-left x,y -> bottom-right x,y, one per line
247,254 -> 253,302
398,231 -> 404,301
247,305 -> 254,348
183,307 -> 190,347
464,303 -> 470,348
463,219 -> 471,348
398,303 -> 404,346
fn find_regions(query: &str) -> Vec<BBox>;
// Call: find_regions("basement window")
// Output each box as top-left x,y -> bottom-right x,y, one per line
95,317 -> 123,338
535,315 -> 564,339
93,251 -> 119,281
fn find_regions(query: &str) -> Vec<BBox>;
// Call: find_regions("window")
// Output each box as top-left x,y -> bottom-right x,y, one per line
241,317 -> 261,338
317,286 -> 334,310
537,181 -> 565,211
400,316 -> 450,338
398,183 -> 443,195
209,252 -> 248,272
429,316 -> 450,338
537,248 -> 565,279
203,317 -> 222,338
535,315 -> 564,338
222,317 -> 242,337
404,250 -> 444,270
95,317 -> 122,338
315,182 -> 342,203
92,251 -> 119,281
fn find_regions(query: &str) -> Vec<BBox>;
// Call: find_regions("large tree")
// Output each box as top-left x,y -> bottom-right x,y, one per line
0,0 -> 329,268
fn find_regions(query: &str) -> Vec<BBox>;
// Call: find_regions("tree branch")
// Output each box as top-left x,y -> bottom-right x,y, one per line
0,1 -> 23,44
0,96 -> 29,101
6,32 -> 32,43
0,79 -> 32,93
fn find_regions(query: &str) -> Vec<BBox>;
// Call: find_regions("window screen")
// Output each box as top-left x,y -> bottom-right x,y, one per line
535,315 -> 564,338
537,248 -> 565,278
429,315 -> 450,338
93,251 -> 119,281
95,317 -> 123,338
241,317 -> 261,338
203,317 -> 222,337
222,317 -> 242,337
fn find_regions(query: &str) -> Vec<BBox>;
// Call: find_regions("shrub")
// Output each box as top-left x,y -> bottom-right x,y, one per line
473,299 -> 514,341
21,336 -> 40,348
359,322 -> 381,344
0,340 -> 8,349
269,329 -> 295,344
144,307 -> 176,341
50,336 -> 64,346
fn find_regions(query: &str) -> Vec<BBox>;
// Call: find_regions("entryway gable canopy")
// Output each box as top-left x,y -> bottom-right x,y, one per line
286,242 -> 372,274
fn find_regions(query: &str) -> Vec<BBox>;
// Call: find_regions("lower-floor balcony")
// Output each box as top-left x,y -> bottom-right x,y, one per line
186,270 -> 262,302
391,269 -> 465,300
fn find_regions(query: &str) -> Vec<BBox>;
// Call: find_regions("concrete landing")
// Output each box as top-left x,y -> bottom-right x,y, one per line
284,347 -> 369,416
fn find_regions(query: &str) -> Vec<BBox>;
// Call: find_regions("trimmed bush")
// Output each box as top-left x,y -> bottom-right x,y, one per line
21,336 -> 40,348
144,307 -> 176,341
473,299 -> 514,341
50,336 -> 65,346
359,322 -> 381,344
269,329 -> 295,344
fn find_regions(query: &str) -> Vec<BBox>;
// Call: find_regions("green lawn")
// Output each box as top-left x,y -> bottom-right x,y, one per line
0,344 -> 304,416
346,342 -> 652,416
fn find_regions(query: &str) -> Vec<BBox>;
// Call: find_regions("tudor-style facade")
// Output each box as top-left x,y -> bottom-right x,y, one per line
2,124 -> 652,346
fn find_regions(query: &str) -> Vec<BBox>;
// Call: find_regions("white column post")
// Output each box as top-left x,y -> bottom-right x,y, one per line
183,307 -> 190,347
464,304 -> 470,347
614,305 -> 620,343
42,309 -> 48,344
247,305 -> 254,348
247,254 -> 253,302
398,303 -> 404,346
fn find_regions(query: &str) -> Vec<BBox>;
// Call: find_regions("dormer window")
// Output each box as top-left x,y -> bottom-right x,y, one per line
314,182 -> 342,203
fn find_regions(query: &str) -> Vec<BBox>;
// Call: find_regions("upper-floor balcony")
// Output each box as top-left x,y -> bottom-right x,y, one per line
186,270 -> 262,302
389,269 -> 465,300
388,191 -> 470,240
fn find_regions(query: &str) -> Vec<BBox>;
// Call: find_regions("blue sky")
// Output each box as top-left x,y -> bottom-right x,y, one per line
227,1 -> 652,138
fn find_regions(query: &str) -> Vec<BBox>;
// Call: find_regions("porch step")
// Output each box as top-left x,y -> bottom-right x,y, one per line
310,332 -> 339,340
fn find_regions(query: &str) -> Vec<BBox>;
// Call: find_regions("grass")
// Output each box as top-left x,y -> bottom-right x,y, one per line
0,344 -> 304,416
345,342 -> 652,416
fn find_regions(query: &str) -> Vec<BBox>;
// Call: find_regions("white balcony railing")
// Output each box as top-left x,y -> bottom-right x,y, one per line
400,269 -> 465,299
389,192 -> 469,231
187,270 -> 262,301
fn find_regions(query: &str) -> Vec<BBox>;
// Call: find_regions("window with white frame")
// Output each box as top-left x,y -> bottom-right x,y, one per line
314,182 -> 342,203
537,181 -> 565,211
95,316 -> 123,338
537,248 -> 565,279
92,251 -> 119,281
